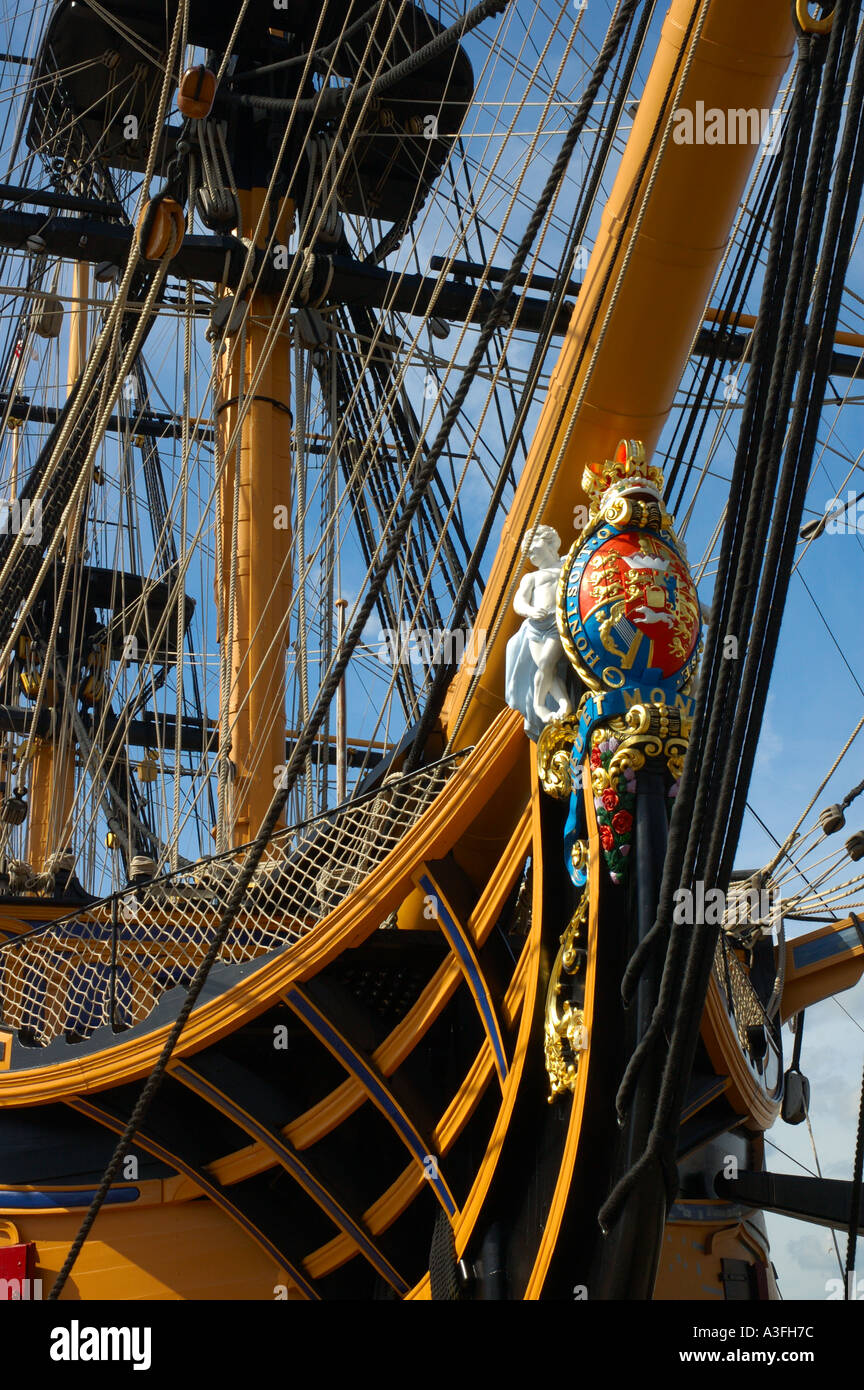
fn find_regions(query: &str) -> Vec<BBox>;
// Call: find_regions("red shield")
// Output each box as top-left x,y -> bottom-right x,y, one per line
578,533 -> 700,681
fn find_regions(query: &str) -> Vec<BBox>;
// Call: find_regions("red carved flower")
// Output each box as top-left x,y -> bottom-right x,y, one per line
612,809 -> 633,835
590,749 -> 602,768
601,789 -> 619,812
599,825 -> 614,851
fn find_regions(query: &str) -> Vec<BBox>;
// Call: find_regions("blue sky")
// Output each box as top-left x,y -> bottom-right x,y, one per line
445,0 -> 864,1300
0,0 -> 861,1299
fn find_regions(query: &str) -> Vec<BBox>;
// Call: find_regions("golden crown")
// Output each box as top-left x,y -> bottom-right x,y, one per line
581,439 -> 665,506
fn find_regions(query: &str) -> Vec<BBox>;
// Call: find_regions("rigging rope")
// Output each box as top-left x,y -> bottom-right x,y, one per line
846,1057 -> 864,1296
172,167 -> 196,870
0,0 -> 188,648
763,711 -> 864,877
295,337 -> 314,820
229,0 -> 511,113
600,0 -> 864,1233
45,0 -> 642,1298
42,0 -> 424,858
447,0 -> 707,747
403,0 -> 654,769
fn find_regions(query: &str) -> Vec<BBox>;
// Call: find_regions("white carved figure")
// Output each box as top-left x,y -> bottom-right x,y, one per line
505,525 -> 573,740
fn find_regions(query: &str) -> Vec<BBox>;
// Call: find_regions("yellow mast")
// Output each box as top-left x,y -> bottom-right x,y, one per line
26,262 -> 88,870
217,190 -> 294,848
442,0 -> 795,754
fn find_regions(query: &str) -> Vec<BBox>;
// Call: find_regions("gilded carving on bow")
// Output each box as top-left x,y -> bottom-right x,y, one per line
601,495 -> 672,532
558,441 -> 702,700
545,890 -> 589,1101
603,702 -> 692,783
537,716 -> 581,799
570,838 -> 588,881
665,734 -> 689,781
528,439 -> 703,1091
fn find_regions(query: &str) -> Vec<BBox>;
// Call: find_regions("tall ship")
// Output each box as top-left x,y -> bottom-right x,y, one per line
0,0 -> 861,1301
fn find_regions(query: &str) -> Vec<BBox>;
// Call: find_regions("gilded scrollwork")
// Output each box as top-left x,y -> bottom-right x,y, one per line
537,715 -> 581,799
545,889 -> 590,1101
604,703 -> 693,783
600,495 -> 672,533
570,838 -> 588,882
528,439 -> 703,1098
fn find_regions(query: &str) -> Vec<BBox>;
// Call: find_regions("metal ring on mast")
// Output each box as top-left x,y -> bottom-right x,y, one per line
795,0 -> 835,34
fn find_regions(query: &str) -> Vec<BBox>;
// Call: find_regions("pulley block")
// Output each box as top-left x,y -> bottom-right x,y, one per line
136,196 -> 185,263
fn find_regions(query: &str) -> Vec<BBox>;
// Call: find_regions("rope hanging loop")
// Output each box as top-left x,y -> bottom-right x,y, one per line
195,120 -> 240,230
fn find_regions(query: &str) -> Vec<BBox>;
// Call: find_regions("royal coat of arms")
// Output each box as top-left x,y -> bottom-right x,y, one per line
507,441 -> 703,1099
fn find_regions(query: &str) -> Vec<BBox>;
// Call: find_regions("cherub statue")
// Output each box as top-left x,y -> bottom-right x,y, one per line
505,524 -> 573,741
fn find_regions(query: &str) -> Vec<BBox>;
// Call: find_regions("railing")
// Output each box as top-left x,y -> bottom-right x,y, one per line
0,751 -> 470,1046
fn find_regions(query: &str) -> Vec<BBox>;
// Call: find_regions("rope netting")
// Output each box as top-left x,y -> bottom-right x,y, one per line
0,751 -> 468,1045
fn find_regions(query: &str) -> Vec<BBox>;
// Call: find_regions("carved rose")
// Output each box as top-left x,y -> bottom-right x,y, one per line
601,789 -> 618,812
612,809 -> 633,834
599,825 -> 614,851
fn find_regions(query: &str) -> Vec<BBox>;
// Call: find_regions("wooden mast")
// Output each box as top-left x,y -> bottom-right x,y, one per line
26,261 -> 88,871
216,191 -> 294,848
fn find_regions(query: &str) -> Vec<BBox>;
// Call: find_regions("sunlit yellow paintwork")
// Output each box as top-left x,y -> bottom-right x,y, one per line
654,1202 -> 778,1301
0,709 -> 524,1108
27,261 -> 89,871
780,918 -> 864,1021
0,717 -> 536,1296
216,190 -> 294,846
0,0 -> 816,1302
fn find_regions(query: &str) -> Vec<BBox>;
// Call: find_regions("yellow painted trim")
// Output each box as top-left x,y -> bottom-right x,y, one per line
285,982 -> 459,1216
67,1097 -> 315,1299
212,920 -> 531,1189
450,873 -> 542,1253
0,907 -> 71,941
441,0 -> 796,754
414,864 -> 508,1087
0,1218 -> 20,1244
523,758 -> 599,1300
779,918 -> 864,1022
304,930 -> 536,1284
168,805 -> 532,1188
169,1060 -> 407,1292
409,772 -> 549,1300
434,1039 -> 495,1151
704,306 -> 864,351
701,976 -> 779,1132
